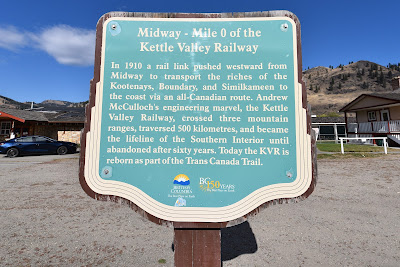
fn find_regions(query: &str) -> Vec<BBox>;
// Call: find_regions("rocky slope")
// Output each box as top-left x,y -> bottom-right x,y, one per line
304,60 -> 400,114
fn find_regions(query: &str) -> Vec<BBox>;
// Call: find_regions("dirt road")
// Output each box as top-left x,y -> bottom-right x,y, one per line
1,153 -> 399,266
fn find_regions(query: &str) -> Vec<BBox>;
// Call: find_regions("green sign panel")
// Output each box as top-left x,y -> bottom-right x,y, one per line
82,16 -> 313,222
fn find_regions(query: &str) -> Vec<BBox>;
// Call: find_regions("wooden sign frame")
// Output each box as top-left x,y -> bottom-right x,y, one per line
79,10 -> 317,229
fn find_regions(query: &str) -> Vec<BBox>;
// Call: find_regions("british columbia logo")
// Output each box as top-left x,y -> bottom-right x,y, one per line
173,174 -> 190,185
168,174 -> 194,203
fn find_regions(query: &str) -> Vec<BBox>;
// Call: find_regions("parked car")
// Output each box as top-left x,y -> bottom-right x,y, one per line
0,136 -> 77,158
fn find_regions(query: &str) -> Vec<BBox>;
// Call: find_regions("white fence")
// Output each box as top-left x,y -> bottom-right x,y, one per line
351,120 -> 400,133
390,120 -> 400,132
339,137 -> 388,154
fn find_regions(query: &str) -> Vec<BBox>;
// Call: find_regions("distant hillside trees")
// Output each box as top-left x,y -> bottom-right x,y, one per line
305,61 -> 400,96
388,63 -> 400,72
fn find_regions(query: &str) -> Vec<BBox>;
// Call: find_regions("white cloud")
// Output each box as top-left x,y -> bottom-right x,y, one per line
0,26 -> 28,51
32,25 -> 95,66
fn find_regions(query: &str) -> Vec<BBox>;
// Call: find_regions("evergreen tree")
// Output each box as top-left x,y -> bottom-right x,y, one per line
362,82 -> 368,89
338,82 -> 342,89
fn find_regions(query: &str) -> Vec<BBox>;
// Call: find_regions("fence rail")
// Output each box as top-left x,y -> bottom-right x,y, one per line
339,137 -> 388,154
348,120 -> 400,133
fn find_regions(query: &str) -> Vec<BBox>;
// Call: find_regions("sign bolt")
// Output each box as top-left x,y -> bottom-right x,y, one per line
101,166 -> 112,178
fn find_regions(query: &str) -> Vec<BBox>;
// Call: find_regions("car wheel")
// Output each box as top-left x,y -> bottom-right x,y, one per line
57,146 -> 68,155
7,148 -> 19,158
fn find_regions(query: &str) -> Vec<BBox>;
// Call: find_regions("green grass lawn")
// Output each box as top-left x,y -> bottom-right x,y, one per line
317,153 -> 384,160
317,143 -> 389,153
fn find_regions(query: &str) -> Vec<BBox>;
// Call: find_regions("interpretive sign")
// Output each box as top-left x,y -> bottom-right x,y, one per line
80,12 -> 315,223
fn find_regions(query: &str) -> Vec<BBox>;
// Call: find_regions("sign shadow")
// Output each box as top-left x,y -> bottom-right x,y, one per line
221,221 -> 258,262
171,221 -> 257,263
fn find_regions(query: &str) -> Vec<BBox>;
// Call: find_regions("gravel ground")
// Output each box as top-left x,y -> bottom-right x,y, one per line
0,153 -> 399,266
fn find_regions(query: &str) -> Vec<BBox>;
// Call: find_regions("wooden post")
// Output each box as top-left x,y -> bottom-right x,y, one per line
383,138 -> 388,154
174,228 -> 221,267
344,111 -> 348,135
334,124 -> 338,143
340,138 -> 344,154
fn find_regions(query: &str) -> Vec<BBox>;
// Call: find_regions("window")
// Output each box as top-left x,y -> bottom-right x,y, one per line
0,121 -> 11,135
35,136 -> 52,142
337,125 -> 347,137
15,137 -> 34,143
381,110 -> 390,121
367,111 -> 376,121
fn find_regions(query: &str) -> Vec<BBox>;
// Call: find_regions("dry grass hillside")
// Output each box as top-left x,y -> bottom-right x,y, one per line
304,60 -> 400,115
0,96 -> 88,112
1,60 -> 399,116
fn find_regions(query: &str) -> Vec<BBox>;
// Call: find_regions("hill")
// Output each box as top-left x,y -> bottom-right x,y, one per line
39,100 -> 88,111
0,96 -> 87,113
0,95 -> 31,110
1,60 -> 400,116
304,60 -> 400,115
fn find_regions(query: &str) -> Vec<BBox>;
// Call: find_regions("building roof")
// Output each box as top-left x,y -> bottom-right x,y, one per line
0,107 -> 49,122
369,92 -> 400,101
311,116 -> 356,124
0,107 -> 84,123
43,112 -> 86,123
339,92 -> 400,112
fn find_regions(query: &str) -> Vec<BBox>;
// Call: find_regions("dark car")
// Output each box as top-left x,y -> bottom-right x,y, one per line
0,136 -> 77,158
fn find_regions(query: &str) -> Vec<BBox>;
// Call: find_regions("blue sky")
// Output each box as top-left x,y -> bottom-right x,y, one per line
1,0 -> 399,103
